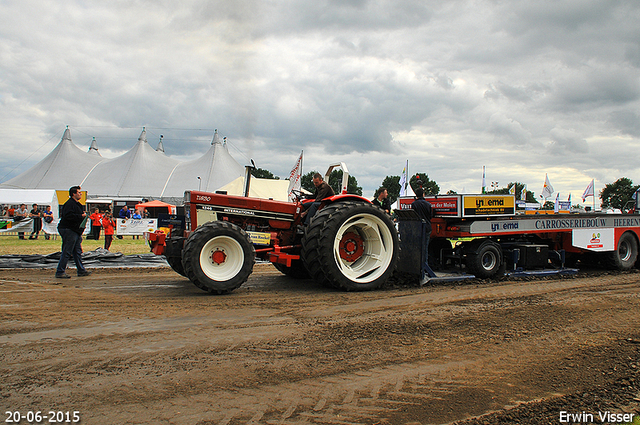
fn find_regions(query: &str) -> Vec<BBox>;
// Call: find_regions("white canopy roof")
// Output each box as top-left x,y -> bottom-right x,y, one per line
0,128 -> 102,190
1,127 -> 246,202
81,129 -> 180,198
161,130 -> 245,198
218,176 -> 291,201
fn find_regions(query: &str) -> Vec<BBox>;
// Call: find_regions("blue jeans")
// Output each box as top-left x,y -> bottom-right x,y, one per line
56,228 -> 87,274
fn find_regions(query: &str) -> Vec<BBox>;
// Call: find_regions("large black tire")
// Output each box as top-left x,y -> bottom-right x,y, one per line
301,201 -> 399,291
466,240 -> 504,279
273,260 -> 310,279
605,231 -> 638,271
182,221 -> 255,294
167,256 -> 186,277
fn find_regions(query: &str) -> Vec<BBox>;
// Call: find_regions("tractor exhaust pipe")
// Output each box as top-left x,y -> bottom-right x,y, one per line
244,159 -> 256,197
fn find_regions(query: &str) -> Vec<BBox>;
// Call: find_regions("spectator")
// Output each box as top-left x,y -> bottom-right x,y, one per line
42,205 -> 54,240
89,208 -> 103,240
119,205 -> 131,219
101,211 -> 115,251
15,203 -> 28,240
372,187 -> 391,214
29,204 -> 42,239
132,209 -> 142,219
55,186 -> 90,279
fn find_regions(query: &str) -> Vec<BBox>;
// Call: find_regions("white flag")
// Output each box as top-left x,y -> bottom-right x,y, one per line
581,179 -> 594,202
520,184 -> 527,201
542,174 -> 554,199
554,193 -> 560,213
287,151 -> 303,202
509,184 -> 516,195
399,160 -> 408,197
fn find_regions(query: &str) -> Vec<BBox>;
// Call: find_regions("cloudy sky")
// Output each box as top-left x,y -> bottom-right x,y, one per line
1,0 -> 639,203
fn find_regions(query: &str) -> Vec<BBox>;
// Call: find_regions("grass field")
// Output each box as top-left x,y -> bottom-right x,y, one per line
0,235 -> 152,256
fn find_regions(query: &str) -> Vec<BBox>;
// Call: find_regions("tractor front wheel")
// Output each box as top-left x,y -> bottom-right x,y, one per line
182,221 -> 255,294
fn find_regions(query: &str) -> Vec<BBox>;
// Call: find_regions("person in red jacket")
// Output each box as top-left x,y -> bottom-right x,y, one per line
101,211 -> 115,251
89,208 -> 103,240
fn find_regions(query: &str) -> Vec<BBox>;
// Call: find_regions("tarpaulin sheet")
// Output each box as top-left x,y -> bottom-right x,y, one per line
0,248 -> 169,269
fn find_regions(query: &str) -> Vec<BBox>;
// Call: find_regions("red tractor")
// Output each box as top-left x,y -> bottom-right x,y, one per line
157,163 -> 399,294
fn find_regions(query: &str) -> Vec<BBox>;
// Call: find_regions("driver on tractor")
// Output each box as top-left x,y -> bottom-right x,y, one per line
301,173 -> 335,225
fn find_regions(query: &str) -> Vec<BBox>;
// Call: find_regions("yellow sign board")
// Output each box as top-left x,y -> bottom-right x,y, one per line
462,195 -> 515,217
247,231 -> 271,246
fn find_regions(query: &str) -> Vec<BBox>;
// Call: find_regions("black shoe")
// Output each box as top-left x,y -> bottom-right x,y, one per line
55,273 -> 71,279
77,270 -> 92,277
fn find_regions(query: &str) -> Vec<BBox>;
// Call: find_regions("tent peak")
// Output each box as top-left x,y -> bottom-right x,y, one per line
138,127 -> 148,143
88,137 -> 101,156
157,135 -> 165,153
212,129 -> 221,145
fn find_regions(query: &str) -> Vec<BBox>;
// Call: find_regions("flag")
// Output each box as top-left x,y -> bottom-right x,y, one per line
482,166 -> 486,194
286,151 -> 303,202
581,179 -> 594,202
568,193 -> 572,205
542,174 -> 554,199
520,184 -> 527,201
554,193 -> 559,213
399,160 -> 408,197
509,184 -> 516,195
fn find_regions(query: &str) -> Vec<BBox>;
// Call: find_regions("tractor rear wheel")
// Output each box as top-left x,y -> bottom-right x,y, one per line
167,256 -> 186,277
302,201 -> 398,291
182,221 -> 255,294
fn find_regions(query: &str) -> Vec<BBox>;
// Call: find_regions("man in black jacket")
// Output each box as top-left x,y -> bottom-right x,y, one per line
411,187 -> 436,278
55,186 -> 91,278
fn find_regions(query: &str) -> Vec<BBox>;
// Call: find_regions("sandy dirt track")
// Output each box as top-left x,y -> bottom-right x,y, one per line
1,265 -> 639,425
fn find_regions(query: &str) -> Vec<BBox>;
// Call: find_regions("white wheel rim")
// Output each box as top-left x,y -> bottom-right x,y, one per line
332,213 -> 395,283
200,235 -> 244,281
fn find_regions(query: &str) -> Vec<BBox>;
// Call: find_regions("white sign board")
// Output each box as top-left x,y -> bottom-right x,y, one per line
116,219 -> 158,235
572,228 -> 615,251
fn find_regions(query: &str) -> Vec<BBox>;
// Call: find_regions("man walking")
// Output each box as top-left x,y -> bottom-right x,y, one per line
55,186 -> 91,278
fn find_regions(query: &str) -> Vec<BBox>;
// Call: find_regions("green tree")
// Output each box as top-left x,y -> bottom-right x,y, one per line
410,173 -> 439,195
601,177 -> 639,210
251,168 -> 279,179
329,169 -> 362,196
301,171 -> 316,193
379,175 -> 401,204
301,170 -> 363,196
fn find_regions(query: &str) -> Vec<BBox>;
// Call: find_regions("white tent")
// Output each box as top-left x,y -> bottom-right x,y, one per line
0,189 -> 59,214
218,176 -> 291,201
80,128 -> 180,198
1,127 -> 247,204
0,128 -> 103,190
160,130 -> 245,201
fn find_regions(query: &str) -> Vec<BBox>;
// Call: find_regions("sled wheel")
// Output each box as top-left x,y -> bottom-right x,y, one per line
273,259 -> 310,279
605,231 -> 638,271
466,240 -> 504,278
302,201 -> 398,291
182,221 -> 255,294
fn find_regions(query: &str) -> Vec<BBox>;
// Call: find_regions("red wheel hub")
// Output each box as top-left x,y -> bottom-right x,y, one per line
211,249 -> 227,265
339,232 -> 364,262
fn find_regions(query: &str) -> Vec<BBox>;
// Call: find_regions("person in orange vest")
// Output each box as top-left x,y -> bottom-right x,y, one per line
89,208 -> 103,240
101,211 -> 115,251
